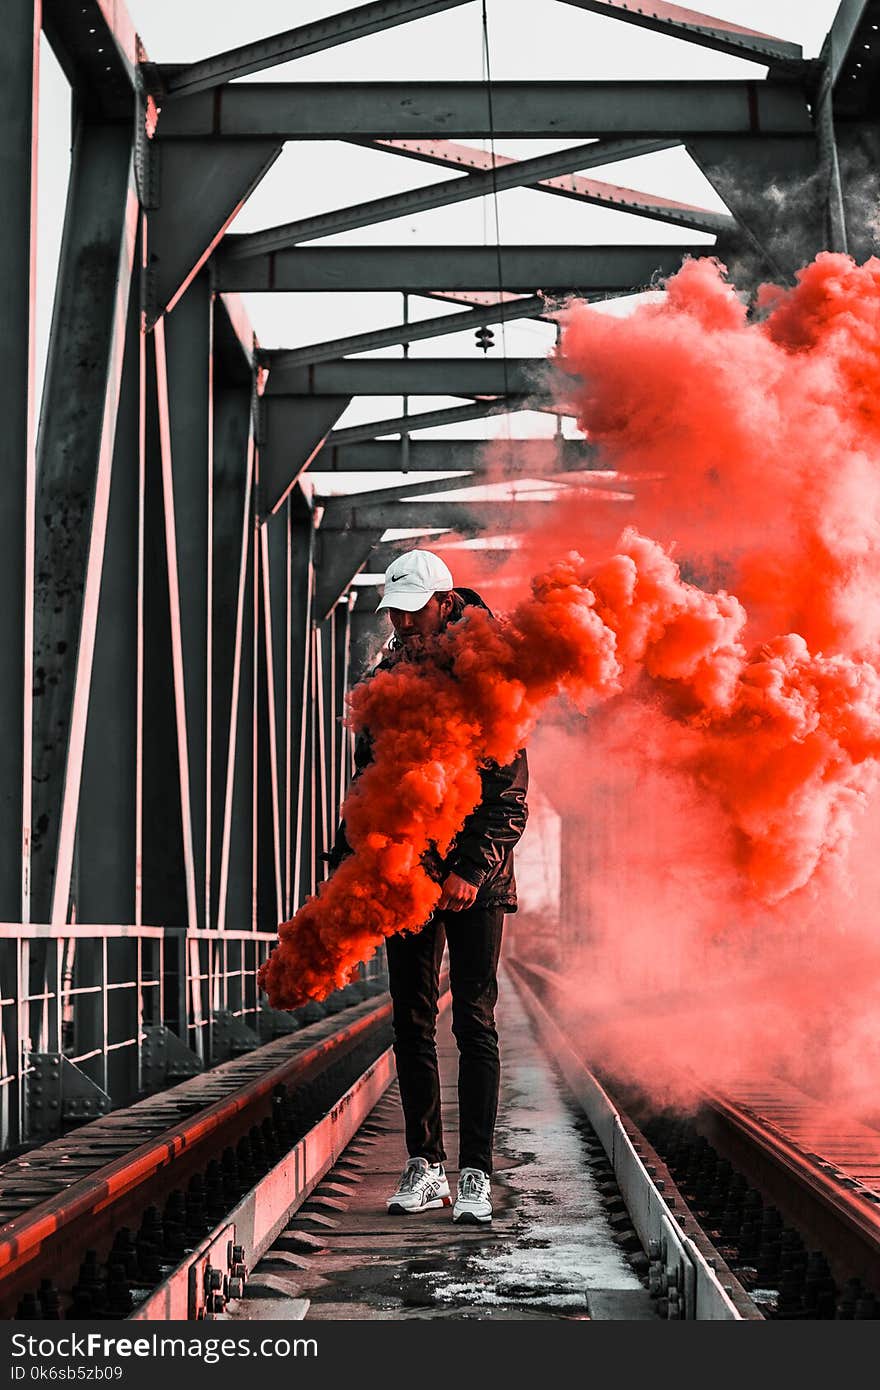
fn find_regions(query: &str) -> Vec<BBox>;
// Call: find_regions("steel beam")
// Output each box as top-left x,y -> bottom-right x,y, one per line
349,605 -> 385,684
815,71 -> 849,255
426,290 -> 537,308
289,511 -> 315,913
322,473 -> 489,514
352,137 -> 730,237
216,410 -> 255,932
822,1 -> 880,258
312,622 -> 329,881
227,139 -> 700,258
217,244 -> 697,295
262,505 -> 288,924
0,0 -> 39,923
261,298 -> 550,370
335,602 -> 353,817
42,0 -> 138,114
157,275 -> 214,929
145,141 -> 283,323
161,0 -> 472,96
259,397 -> 352,517
315,438 -> 596,473
315,532 -> 401,621
156,81 -> 813,141
686,134 -> 821,281
326,398 -> 535,445
266,357 -> 550,397
77,237 -> 140,926
142,326 -> 190,932
282,507 -> 293,918
825,0 -> 880,118
152,317 -> 200,933
32,123 -> 138,927
819,0 -> 872,87
367,539 -> 515,573
557,1 -> 802,66
321,500 -> 554,532
255,498 -> 281,931
210,381 -> 252,929
215,293 -> 256,383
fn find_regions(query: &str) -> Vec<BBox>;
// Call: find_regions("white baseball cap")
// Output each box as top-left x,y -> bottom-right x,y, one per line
376,549 -> 455,613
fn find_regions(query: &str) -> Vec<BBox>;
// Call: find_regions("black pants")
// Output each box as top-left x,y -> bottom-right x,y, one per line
385,902 -> 504,1175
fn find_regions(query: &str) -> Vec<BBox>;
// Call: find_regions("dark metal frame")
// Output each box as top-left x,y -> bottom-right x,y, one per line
0,0 -> 873,1146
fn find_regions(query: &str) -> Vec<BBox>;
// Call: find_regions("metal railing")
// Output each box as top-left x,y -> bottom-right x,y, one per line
0,925 -> 164,1151
0,921 -> 389,1152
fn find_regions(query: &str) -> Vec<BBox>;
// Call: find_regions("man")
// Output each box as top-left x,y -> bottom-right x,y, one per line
332,549 -> 529,1225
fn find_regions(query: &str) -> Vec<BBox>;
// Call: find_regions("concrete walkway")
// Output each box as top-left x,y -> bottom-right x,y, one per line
243,968 -> 655,1321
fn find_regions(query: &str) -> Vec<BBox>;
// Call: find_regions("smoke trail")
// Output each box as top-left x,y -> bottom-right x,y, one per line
527,250 -> 880,1110
260,247 -> 880,1134
259,529 -> 880,1007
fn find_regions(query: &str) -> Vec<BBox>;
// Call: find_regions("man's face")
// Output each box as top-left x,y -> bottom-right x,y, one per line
388,593 -> 452,650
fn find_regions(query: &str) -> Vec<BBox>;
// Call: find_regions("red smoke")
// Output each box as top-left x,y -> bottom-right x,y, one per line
525,251 -> 880,1110
260,534 -> 880,1006
261,252 -> 880,1125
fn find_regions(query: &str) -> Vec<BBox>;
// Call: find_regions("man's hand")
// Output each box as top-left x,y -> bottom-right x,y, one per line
437,871 -> 479,912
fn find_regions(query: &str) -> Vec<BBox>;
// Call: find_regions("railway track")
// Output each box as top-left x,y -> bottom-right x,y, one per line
2,953 -> 877,1321
507,956 -> 880,1320
0,982 -> 394,1319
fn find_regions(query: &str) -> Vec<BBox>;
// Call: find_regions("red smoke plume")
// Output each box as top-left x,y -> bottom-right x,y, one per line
260,250 -> 880,1130
525,251 -> 880,1110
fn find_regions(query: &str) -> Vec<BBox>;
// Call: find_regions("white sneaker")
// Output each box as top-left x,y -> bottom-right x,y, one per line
453,1167 -> 492,1223
386,1158 -> 451,1214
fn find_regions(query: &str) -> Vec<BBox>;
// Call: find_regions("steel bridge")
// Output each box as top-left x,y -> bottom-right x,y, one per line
0,0 -> 876,1153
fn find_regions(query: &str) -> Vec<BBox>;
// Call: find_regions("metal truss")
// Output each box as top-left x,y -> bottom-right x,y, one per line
226,141 -> 709,257
157,79 -> 813,140
0,0 -> 875,1145
216,244 -> 704,293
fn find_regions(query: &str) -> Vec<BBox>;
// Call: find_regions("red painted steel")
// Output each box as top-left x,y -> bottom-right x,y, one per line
370,138 -> 723,223
568,0 -> 792,44
0,1001 -> 391,1294
707,1087 -> 880,1248
129,1047 -> 397,1319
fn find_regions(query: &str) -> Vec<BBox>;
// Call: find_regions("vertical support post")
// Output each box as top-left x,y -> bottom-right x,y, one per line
217,423 -> 255,932
259,518 -> 284,928
401,292 -> 410,475
210,379 -> 252,928
284,505 -> 293,919
290,514 -> 315,912
160,273 -> 214,930
136,222 -> 148,929
0,0 -> 39,924
252,505 -> 259,931
327,608 -> 338,838
335,597 -> 353,815
32,123 -> 137,927
153,318 -> 199,933
142,326 -> 189,934
816,70 -> 849,254
313,623 -> 329,886
78,239 -> 140,926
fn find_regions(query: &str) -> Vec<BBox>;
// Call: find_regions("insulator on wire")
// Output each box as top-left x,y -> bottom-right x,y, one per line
475,325 -> 495,354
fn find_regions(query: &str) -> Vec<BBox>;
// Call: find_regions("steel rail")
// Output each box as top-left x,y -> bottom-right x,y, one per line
701,1090 -> 880,1289
0,993 -> 393,1314
509,956 -> 880,1294
129,1045 -> 399,1320
506,957 -> 749,1319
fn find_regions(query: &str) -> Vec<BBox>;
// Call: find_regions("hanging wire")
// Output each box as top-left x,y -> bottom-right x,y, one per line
480,0 -> 510,410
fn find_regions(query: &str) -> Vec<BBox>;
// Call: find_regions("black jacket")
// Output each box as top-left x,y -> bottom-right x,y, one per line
329,587 -> 529,911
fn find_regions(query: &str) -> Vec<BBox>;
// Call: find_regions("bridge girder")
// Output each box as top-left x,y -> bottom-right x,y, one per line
2,0 -> 874,1144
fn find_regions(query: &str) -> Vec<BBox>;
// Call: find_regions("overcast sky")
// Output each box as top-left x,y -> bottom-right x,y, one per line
35,1 -> 843,462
